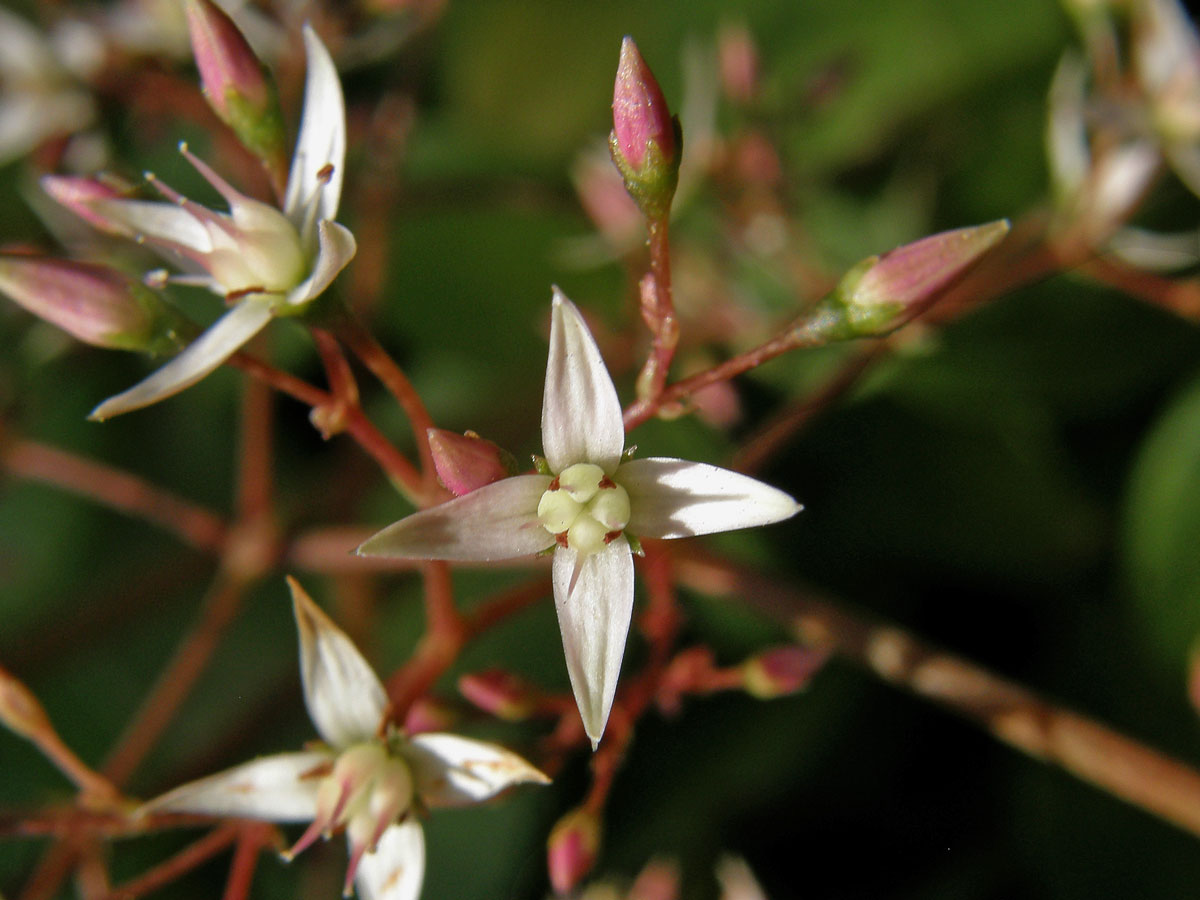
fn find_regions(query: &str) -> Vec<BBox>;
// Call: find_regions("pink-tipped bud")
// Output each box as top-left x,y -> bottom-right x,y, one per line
185,0 -> 286,169
40,175 -> 129,236
547,806 -> 601,895
629,858 -> 681,900
427,428 -> 516,496
718,23 -> 760,104
0,666 -> 52,740
742,646 -> 828,699
458,669 -> 536,721
610,36 -> 681,220
0,255 -> 185,353
828,220 -> 1010,336
402,696 -> 456,734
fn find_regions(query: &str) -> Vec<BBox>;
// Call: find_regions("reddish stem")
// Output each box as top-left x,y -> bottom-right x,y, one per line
222,823 -> 275,900
623,312 -> 834,430
101,573 -> 252,788
228,348 -> 424,497
674,547 -> 1200,841
100,824 -> 241,900
331,310 -> 441,501
3,439 -> 227,553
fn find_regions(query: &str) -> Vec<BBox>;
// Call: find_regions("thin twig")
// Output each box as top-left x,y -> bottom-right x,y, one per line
674,547 -> 1200,840
100,823 -> 241,900
101,573 -> 252,789
331,310 -> 441,499
3,439 -> 227,553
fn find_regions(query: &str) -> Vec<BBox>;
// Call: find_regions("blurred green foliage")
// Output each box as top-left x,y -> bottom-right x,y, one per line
3,0 -> 1200,898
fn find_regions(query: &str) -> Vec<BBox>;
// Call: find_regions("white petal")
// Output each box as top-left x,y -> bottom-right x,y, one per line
355,820 -> 425,900
406,733 -> 550,807
284,219 -> 357,308
356,475 -> 555,561
90,198 -> 212,253
284,25 -> 346,235
88,299 -> 274,420
552,539 -> 634,748
618,458 -> 801,539
542,288 -> 625,475
289,576 -> 388,748
138,751 -> 327,822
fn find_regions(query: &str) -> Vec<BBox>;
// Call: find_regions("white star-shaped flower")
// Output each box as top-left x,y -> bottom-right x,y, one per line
357,289 -> 801,746
44,25 -> 356,420
140,577 -> 549,900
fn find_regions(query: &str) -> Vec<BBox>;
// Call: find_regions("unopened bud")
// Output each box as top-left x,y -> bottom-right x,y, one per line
629,858 -> 681,900
185,0 -> 286,169
458,668 -> 536,721
0,255 -> 185,352
403,696 -> 456,735
718,23 -> 760,104
428,428 -> 517,496
547,806 -> 601,894
0,666 -> 52,739
826,220 -> 1010,337
742,645 -> 828,699
610,36 -> 681,221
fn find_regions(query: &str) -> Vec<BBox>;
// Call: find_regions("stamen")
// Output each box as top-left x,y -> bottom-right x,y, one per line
317,163 -> 335,182
555,532 -> 569,548
598,475 -> 616,489
144,171 -> 240,241
343,842 -> 368,898
283,814 -> 330,861
179,141 -> 245,207
548,476 -> 560,491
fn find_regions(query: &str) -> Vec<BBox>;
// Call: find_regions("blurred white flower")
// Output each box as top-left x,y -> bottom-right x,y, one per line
141,577 -> 548,900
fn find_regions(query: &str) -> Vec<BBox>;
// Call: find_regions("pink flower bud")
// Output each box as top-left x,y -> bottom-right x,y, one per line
718,23 -> 760,104
0,666 -> 52,740
458,668 -> 536,721
831,220 -> 1010,336
0,255 -> 184,352
547,806 -> 600,895
629,858 -> 681,900
427,428 -> 515,496
185,0 -> 285,169
742,646 -> 828,699
610,36 -> 680,220
402,696 -> 456,734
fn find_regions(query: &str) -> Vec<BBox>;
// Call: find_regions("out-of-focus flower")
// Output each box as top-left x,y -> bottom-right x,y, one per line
141,577 -> 548,900
0,9 -> 97,165
357,290 -> 801,747
0,254 -> 185,352
44,25 -> 355,420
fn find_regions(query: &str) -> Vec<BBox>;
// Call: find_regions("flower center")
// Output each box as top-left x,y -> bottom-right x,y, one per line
537,462 -> 631,556
287,740 -> 414,893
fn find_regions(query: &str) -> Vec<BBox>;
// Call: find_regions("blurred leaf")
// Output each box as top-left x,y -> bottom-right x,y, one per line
1123,366 -> 1200,674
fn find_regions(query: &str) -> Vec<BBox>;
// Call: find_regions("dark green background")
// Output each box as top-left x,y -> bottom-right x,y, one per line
3,0 -> 1200,897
